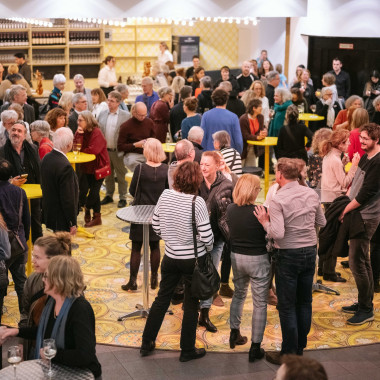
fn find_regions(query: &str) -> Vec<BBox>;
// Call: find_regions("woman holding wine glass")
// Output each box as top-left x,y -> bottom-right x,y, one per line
0,255 -> 102,379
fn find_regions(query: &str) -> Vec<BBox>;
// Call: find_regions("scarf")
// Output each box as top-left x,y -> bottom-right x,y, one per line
321,99 -> 335,128
34,296 -> 76,359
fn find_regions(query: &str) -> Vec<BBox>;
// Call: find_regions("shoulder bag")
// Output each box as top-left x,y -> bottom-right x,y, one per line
191,195 -> 220,300
95,153 -> 111,180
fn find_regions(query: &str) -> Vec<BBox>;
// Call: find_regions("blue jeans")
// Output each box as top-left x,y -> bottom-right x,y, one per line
200,239 -> 224,309
274,246 -> 316,355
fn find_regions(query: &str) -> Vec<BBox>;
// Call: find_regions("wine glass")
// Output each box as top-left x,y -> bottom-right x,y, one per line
76,142 -> 82,156
8,345 -> 22,380
310,104 -> 316,113
43,338 -> 57,377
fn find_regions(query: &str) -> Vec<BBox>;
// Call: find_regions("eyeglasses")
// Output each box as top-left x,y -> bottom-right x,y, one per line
359,135 -> 372,141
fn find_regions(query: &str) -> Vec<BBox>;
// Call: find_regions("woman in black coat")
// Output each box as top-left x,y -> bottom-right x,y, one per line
277,105 -> 313,163
121,138 -> 168,291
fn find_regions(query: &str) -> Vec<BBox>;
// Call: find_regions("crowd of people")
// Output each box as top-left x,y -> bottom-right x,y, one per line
0,44 -> 378,378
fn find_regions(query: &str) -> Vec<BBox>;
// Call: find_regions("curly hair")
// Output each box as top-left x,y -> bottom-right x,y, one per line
319,129 -> 350,157
184,96 -> 198,112
45,107 -> 67,131
172,161 -> 203,194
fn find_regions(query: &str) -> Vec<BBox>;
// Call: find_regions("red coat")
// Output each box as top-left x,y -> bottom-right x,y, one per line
149,99 -> 170,143
74,127 -> 110,175
39,137 -> 53,159
239,113 -> 265,159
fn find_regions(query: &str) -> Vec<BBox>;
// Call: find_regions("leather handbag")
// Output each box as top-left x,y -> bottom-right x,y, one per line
190,195 -> 220,300
95,153 -> 111,180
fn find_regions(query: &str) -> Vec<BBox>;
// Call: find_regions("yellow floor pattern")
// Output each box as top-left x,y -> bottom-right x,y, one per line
3,186 -> 380,352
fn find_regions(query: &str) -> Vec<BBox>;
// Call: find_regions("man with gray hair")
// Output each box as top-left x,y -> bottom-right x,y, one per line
219,81 -> 245,118
41,127 -> 78,234
68,93 -> 88,134
188,126 -> 204,164
197,76 -> 214,114
266,70 -> 281,108
135,77 -> 159,115
73,74 -> 93,110
0,85 -> 35,124
29,120 -> 53,159
0,110 -> 18,147
98,90 -> 130,208
115,84 -> 131,113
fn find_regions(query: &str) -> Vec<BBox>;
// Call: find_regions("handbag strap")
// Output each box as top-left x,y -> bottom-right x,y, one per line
134,164 -> 142,201
191,195 -> 198,261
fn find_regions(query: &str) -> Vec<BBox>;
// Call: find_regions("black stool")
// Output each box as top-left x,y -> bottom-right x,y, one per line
242,166 -> 263,177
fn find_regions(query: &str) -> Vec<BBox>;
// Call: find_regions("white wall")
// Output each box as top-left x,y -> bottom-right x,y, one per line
238,18 -> 286,68
288,0 -> 380,80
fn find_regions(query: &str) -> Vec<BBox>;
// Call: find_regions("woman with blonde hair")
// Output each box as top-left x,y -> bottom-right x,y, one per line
1,256 -> 102,379
333,95 -> 364,130
121,138 -> 168,291
348,108 -> 370,160
73,111 -> 110,227
58,92 -> 73,117
226,174 -> 270,362
242,80 -> 269,126
320,129 -> 360,205
0,63 -> 32,100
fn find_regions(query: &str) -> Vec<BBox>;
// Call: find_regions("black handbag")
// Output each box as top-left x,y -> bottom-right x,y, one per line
190,195 -> 220,300
131,164 -> 142,206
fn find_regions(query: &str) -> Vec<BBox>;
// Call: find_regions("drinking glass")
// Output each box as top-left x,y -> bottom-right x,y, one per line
8,345 -> 22,380
43,338 -> 57,377
76,142 -> 82,155
310,104 -> 316,113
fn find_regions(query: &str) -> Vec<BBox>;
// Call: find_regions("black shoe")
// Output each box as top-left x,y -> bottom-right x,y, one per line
118,199 -> 127,208
323,273 -> 347,283
121,278 -> 137,291
341,303 -> 359,314
179,348 -> 206,362
100,196 -> 113,205
341,260 -> 349,268
249,342 -> 265,362
140,340 -> 155,357
229,329 -> 248,349
150,273 -> 158,290
199,308 -> 217,332
347,310 -> 374,325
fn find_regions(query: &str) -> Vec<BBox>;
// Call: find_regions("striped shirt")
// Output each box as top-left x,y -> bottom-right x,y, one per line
220,147 -> 243,176
152,189 -> 214,259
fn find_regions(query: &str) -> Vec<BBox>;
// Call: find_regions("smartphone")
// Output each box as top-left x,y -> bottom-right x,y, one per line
19,174 -> 28,179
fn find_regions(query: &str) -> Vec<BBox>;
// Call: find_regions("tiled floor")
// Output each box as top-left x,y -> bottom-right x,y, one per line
3,340 -> 380,379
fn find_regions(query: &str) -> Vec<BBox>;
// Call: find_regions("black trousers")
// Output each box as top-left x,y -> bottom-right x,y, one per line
85,174 -> 103,213
30,199 -> 42,243
142,254 -> 205,352
221,242 -> 232,283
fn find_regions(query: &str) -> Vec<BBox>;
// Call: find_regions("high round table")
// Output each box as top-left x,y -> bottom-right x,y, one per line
299,113 -> 324,127
21,184 -> 42,276
247,137 -> 278,196
66,151 -> 96,238
0,359 -> 94,379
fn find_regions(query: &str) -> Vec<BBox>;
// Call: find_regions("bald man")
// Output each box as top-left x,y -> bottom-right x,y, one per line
117,102 -> 156,172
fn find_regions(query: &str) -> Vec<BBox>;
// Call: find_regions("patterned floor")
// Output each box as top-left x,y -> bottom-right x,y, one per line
3,186 -> 380,352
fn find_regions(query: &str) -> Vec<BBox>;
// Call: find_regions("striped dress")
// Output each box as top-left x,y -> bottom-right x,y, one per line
152,189 -> 214,259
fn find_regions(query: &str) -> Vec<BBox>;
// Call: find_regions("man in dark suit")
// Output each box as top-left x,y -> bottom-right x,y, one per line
41,127 -> 78,234
0,85 -> 35,124
68,93 -> 88,134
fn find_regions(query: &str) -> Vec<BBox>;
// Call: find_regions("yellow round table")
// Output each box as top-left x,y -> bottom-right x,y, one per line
21,184 -> 42,276
66,151 -> 96,170
299,113 -> 324,127
247,137 -> 278,196
162,143 -> 176,153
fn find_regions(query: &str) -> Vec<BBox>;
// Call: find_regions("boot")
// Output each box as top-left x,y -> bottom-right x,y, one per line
84,207 -> 91,224
249,342 -> 265,362
199,308 -> 217,332
219,283 -> 234,298
121,276 -> 137,291
229,328 -> 248,349
85,212 -> 102,227
150,272 -> 158,290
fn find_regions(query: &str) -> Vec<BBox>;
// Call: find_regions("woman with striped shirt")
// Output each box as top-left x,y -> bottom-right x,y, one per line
140,161 -> 213,362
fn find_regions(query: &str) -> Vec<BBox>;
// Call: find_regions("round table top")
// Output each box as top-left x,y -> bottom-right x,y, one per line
162,143 -> 176,153
299,113 -> 324,121
247,137 -> 278,146
66,152 -> 96,164
116,205 -> 156,224
21,184 -> 42,199
0,359 -> 94,379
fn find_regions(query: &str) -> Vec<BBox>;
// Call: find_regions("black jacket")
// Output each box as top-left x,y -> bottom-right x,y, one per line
0,102 -> 35,124
197,90 -> 214,114
318,196 -> 366,259
226,96 -> 246,119
311,100 -> 340,132
169,101 -> 186,138
68,111 -> 79,134
41,149 -> 79,232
